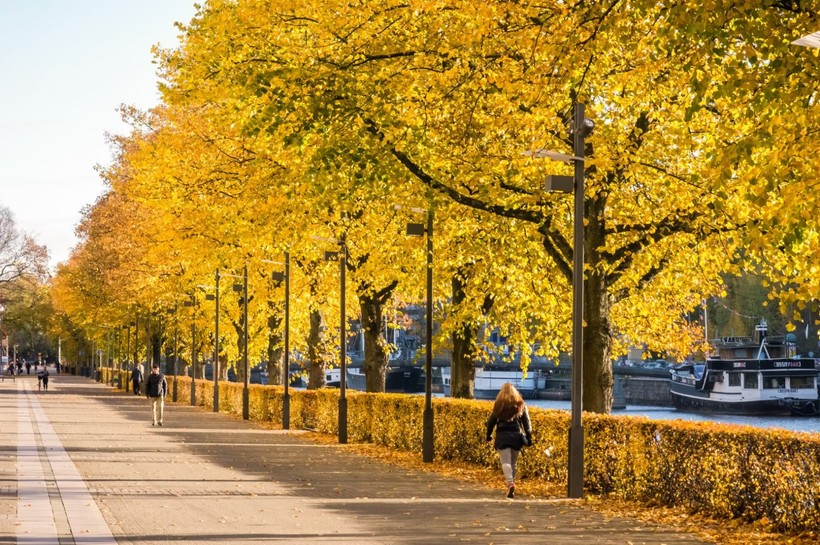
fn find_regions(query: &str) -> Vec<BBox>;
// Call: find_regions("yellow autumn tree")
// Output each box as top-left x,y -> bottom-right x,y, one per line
155,0 -> 819,413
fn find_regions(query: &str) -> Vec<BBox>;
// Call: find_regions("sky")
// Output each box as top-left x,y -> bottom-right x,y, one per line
0,0 -> 198,270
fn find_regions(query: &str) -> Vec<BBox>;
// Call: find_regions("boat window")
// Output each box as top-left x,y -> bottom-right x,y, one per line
762,377 -> 786,389
743,373 -> 759,389
789,376 -> 815,389
727,372 -> 741,387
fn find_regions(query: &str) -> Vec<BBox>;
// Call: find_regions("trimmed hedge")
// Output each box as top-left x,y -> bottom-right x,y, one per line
98,368 -> 820,532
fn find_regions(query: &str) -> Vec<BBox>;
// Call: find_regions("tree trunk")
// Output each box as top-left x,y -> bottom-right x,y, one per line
219,356 -> 229,381
307,308 -> 328,389
267,326 -> 284,386
151,326 -> 162,370
451,271 -> 476,398
450,268 -> 493,399
583,267 -> 614,412
232,319 -> 247,383
583,194 -> 614,412
265,298 -> 285,385
360,293 -> 388,392
163,331 -> 174,374
451,322 -> 477,398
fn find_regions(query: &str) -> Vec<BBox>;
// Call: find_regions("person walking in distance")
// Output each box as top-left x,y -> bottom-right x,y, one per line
40,366 -> 50,392
145,364 -> 167,426
131,363 -> 144,395
486,383 -> 532,499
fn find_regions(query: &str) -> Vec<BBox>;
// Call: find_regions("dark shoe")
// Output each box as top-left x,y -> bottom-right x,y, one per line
158,422 -> 163,426
506,484 -> 515,499
152,422 -> 156,426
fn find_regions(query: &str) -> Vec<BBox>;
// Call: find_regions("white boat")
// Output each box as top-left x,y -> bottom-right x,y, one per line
670,319 -> 819,416
442,367 -> 539,399
325,368 -> 341,388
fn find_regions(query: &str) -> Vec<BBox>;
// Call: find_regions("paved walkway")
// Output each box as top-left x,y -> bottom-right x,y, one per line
0,370 -> 713,544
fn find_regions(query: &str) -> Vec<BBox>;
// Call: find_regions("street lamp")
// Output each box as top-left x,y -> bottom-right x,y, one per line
0,303 -> 6,371
199,279 -> 220,412
116,326 -> 124,385
107,328 -> 114,386
166,306 -> 179,402
405,206 -> 435,463
213,271 -> 221,413
266,253 -> 291,430
317,234 -> 349,444
232,266 -> 250,420
526,102 -> 593,499
133,314 -> 140,386
183,294 -> 198,406
124,323 -> 132,392
144,315 -> 152,368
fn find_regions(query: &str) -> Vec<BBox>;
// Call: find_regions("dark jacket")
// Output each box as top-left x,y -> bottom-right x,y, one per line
131,367 -> 143,383
145,372 -> 167,398
486,405 -> 532,451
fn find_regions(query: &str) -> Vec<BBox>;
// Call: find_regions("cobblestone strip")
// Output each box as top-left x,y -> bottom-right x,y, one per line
17,380 -> 59,544
28,384 -> 118,545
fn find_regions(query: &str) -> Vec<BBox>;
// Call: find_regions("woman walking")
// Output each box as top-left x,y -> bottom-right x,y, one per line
486,383 -> 532,499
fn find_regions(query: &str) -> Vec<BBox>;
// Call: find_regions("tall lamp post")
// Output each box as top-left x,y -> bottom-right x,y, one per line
112,329 -> 117,380
145,315 -> 152,368
338,237 -> 347,444
117,327 -> 123,383
242,266 -> 249,420
124,324 -> 131,392
213,270 -> 221,412
133,314 -> 140,385
183,294 -> 198,406
405,206 -> 435,463
107,328 -> 114,386
267,252 -> 291,429
321,237 -> 348,444
167,305 -> 179,402
0,304 -> 6,371
528,101 -> 593,498
315,234 -> 349,443
232,267 -> 250,420
199,279 -> 220,412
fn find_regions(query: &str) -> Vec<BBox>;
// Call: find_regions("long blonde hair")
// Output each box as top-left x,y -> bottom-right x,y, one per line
492,383 -> 524,421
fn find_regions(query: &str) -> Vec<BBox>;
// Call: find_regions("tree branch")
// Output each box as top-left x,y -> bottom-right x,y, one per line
362,118 -> 544,224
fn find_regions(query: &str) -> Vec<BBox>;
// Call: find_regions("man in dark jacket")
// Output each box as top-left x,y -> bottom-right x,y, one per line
145,364 -> 168,426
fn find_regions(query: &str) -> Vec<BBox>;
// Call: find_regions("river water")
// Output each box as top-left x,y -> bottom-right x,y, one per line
528,400 -> 820,435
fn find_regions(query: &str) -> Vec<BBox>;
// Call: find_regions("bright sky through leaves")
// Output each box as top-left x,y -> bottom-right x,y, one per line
0,0 -> 196,269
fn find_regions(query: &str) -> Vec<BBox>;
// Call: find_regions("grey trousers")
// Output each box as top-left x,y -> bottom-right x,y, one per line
497,448 -> 520,486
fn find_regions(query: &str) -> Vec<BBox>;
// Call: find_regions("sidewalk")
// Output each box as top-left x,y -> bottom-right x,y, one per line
0,372 -> 713,544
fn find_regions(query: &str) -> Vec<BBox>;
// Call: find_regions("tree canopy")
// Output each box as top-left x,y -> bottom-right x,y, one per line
50,0 -> 820,411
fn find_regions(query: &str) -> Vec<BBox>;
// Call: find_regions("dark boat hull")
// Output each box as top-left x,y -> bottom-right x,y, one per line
670,382 -> 811,416
345,366 -> 424,393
